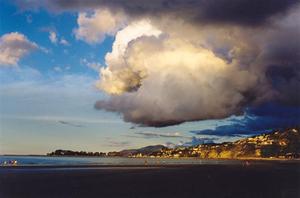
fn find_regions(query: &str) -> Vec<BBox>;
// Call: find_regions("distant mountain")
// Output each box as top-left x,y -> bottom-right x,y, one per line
119,145 -> 166,157
132,128 -> 300,159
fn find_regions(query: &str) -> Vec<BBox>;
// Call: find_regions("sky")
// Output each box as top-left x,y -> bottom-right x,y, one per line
0,0 -> 299,154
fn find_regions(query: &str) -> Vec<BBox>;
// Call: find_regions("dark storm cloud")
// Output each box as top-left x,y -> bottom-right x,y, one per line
264,27 -> 300,64
265,64 -> 300,106
14,0 -> 299,26
263,26 -> 300,106
191,103 -> 300,136
194,0 -> 300,25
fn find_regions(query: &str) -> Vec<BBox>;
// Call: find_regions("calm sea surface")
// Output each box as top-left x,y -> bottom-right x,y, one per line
0,156 -> 243,166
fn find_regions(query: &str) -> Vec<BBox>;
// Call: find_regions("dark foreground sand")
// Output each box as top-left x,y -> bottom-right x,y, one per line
0,161 -> 299,198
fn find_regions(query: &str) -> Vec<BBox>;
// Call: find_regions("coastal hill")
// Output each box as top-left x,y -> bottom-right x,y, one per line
119,145 -> 166,157
47,145 -> 166,157
48,128 -> 300,159
139,128 -> 300,159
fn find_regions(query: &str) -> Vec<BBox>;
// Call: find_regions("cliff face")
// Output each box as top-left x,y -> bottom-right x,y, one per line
135,128 -> 300,159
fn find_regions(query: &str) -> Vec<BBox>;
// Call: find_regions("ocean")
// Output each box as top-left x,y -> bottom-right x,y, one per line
0,155 -> 242,166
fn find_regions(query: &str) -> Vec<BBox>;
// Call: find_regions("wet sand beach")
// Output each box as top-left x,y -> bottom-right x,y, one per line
0,161 -> 299,198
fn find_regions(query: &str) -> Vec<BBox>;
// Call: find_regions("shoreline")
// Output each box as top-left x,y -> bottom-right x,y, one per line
1,159 -> 299,169
2,154 -> 300,160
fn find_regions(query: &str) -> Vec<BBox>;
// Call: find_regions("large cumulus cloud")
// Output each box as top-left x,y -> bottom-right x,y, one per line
93,3 -> 300,127
95,21 -> 266,126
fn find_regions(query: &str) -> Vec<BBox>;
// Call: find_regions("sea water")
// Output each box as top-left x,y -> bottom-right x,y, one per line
0,155 -> 242,166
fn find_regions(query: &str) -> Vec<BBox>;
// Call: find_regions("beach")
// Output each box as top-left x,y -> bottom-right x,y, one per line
0,161 -> 299,198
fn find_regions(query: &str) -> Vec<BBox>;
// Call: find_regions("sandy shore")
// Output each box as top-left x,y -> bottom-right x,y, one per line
0,162 -> 299,198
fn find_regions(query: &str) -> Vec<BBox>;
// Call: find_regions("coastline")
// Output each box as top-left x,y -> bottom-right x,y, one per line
0,158 -> 299,170
2,154 -> 300,160
1,155 -> 299,168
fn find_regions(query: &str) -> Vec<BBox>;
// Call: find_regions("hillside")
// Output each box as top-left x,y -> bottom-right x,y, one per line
117,145 -> 166,157
132,128 -> 300,159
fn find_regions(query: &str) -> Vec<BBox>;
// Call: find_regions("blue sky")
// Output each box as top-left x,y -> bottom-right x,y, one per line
1,1 -> 299,154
